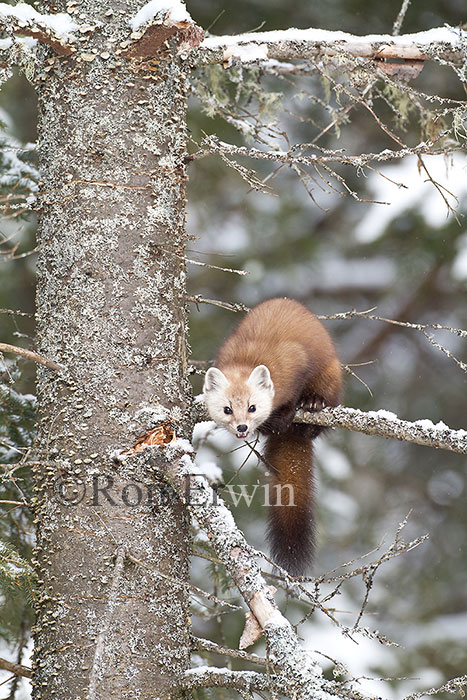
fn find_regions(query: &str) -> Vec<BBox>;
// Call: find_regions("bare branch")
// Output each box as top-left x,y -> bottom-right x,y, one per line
179,455 -> 429,697
0,308 -> 33,317
319,308 -> 467,338
187,295 -> 249,313
0,342 -> 64,372
0,656 -> 32,679
331,308 -> 467,373
186,257 -> 248,275
193,134 -> 458,173
421,329 -> 467,372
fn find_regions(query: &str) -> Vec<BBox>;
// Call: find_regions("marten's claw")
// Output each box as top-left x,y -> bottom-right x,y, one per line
314,395 -> 327,411
298,395 -> 327,412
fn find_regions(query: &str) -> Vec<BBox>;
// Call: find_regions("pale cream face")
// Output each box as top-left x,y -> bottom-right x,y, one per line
203,365 -> 274,439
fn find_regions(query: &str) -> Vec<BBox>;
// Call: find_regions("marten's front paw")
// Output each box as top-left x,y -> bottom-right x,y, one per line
297,395 -> 328,412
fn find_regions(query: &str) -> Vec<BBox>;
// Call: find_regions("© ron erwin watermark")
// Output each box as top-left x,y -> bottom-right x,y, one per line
52,474 -> 297,508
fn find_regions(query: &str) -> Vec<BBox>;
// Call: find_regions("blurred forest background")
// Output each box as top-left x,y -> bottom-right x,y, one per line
0,0 -> 466,698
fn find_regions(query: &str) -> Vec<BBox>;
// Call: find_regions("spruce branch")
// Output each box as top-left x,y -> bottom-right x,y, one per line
172,455 -> 428,698
193,134 -> 455,168
295,405 -> 467,455
194,401 -> 466,455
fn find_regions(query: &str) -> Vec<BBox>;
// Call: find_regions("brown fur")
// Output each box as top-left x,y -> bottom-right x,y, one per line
216,298 -> 342,576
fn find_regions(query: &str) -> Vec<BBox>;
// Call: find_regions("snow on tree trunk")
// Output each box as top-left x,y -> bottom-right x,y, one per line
32,2 -> 197,697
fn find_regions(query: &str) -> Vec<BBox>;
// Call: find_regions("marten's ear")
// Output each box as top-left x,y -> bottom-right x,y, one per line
204,367 -> 229,393
248,365 -> 274,393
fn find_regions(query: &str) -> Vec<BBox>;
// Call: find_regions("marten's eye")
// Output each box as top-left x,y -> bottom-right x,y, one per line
248,405 -> 256,413
224,406 -> 233,415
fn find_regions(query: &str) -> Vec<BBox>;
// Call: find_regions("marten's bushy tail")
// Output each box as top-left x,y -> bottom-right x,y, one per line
264,426 -> 315,577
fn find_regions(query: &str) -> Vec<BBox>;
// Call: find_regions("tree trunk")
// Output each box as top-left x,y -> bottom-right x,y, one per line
32,3 -> 193,697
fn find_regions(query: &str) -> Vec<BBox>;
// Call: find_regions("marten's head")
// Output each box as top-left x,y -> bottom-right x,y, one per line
203,365 -> 274,439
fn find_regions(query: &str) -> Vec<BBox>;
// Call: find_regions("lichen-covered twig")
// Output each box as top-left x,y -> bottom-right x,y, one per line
192,636 -> 269,666
187,295 -> 250,313
193,134 -> 453,168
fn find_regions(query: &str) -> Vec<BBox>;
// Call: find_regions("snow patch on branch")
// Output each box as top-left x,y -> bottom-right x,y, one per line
224,42 -> 268,64
190,460 -> 223,483
0,2 -> 78,39
129,0 -> 192,31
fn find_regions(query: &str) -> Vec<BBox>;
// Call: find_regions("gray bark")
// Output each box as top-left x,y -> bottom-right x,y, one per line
32,2 -> 194,698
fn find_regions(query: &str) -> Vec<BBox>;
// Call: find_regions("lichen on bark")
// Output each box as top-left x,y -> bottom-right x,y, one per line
32,3 -> 198,697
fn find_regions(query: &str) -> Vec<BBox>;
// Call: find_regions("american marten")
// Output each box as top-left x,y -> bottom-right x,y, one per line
203,298 -> 342,576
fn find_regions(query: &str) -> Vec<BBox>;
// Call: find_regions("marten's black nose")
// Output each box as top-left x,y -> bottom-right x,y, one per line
237,424 -> 248,433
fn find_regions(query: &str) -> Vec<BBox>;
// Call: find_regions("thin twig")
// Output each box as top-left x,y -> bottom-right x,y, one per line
186,258 -> 248,276
187,295 -> 249,313
0,656 -> 32,679
192,636 -> 270,667
0,343 -> 64,372
392,0 -> 411,37
0,309 -> 33,317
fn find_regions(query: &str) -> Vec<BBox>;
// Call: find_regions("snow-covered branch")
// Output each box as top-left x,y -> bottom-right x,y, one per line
198,25 -> 466,66
297,405 -> 467,455
194,401 -> 466,455
0,2 -> 94,56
